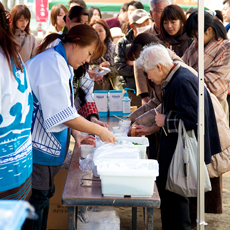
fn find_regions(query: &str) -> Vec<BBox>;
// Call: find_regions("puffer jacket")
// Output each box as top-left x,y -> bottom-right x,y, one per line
114,29 -> 135,89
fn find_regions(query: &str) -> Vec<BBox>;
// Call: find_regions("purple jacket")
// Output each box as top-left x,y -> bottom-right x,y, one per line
105,15 -> 121,28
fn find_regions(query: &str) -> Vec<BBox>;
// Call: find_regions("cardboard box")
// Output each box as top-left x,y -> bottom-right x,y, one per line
47,169 -> 68,230
49,169 -> 68,204
47,204 -> 68,229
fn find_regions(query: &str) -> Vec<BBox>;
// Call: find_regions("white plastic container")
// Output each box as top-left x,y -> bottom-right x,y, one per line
93,144 -> 140,177
112,126 -> 124,134
97,159 -> 159,197
81,144 -> 94,158
119,120 -> 131,134
115,137 -> 149,159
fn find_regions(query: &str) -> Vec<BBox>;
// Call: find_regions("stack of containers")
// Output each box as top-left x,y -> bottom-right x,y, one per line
93,136 -> 159,197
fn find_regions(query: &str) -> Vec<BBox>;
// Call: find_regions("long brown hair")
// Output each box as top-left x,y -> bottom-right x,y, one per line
160,5 -> 187,40
90,19 -> 112,44
10,4 -> 31,34
0,3 -> 22,73
36,24 -> 105,61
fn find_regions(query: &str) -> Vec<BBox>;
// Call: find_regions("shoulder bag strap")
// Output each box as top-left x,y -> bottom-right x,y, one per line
21,33 -> 27,48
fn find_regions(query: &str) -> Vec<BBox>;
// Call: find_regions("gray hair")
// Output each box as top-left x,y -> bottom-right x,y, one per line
149,0 -> 170,11
136,44 -> 173,70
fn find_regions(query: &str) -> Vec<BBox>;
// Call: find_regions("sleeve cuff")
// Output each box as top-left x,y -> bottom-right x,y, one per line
165,110 -> 179,133
87,114 -> 99,121
139,92 -> 149,99
44,106 -> 79,132
77,102 -> 99,119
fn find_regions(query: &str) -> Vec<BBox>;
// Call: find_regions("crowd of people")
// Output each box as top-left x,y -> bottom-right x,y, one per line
1,0 -> 230,229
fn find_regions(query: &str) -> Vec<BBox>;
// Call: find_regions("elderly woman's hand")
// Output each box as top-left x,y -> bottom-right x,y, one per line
136,124 -> 160,136
155,113 -> 166,127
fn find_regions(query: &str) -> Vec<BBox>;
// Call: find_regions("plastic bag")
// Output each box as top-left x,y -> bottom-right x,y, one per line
166,120 -> 212,197
94,144 -> 140,162
79,153 -> 94,173
77,207 -> 120,230
92,144 -> 140,177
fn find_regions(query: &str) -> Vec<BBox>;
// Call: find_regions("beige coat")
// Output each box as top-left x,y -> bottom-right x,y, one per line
44,24 -> 58,37
207,91 -> 230,178
14,28 -> 37,63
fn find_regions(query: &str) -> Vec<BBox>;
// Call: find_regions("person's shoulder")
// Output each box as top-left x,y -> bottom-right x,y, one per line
105,17 -> 115,22
27,32 -> 37,41
0,50 -> 9,66
176,66 -> 198,84
142,22 -> 157,35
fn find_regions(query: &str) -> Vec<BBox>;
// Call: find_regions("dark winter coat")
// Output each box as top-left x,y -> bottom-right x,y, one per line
159,64 -> 221,174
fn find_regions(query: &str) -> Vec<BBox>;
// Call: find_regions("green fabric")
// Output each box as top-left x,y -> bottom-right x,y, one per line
62,26 -> 68,34
49,1 -> 199,12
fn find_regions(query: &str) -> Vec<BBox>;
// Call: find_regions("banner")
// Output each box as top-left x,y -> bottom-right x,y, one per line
36,0 -> 48,22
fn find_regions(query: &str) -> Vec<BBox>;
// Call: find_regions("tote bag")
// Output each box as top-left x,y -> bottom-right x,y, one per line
165,119 -> 212,197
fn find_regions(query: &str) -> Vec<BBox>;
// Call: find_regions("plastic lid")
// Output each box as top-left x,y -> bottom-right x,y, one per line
124,91 -> 129,97
97,159 -> 159,177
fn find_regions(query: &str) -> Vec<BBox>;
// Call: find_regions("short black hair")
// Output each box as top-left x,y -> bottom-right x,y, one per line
126,33 -> 163,60
185,11 -> 227,40
128,1 -> 144,9
68,0 -> 86,9
215,10 -> 223,23
64,5 -> 88,23
87,6 -> 102,23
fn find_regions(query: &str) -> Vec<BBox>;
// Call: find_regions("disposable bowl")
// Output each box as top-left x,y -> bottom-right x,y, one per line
80,144 -> 94,158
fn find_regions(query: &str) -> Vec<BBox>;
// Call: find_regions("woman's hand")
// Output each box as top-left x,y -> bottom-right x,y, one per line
98,128 -> 116,143
136,124 -> 160,136
90,116 -> 109,128
100,61 -> 110,68
155,113 -> 166,127
88,69 -> 103,82
72,130 -> 96,153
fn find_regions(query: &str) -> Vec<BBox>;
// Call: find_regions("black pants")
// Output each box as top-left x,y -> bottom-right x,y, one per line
156,174 -> 191,230
147,133 -> 159,160
22,185 -> 55,230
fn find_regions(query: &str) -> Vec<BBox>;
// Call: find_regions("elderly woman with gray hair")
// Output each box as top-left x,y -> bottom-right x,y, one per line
136,44 -> 221,230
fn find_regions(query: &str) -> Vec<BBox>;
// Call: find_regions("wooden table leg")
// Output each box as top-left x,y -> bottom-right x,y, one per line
147,207 -> 154,230
132,207 -> 137,230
